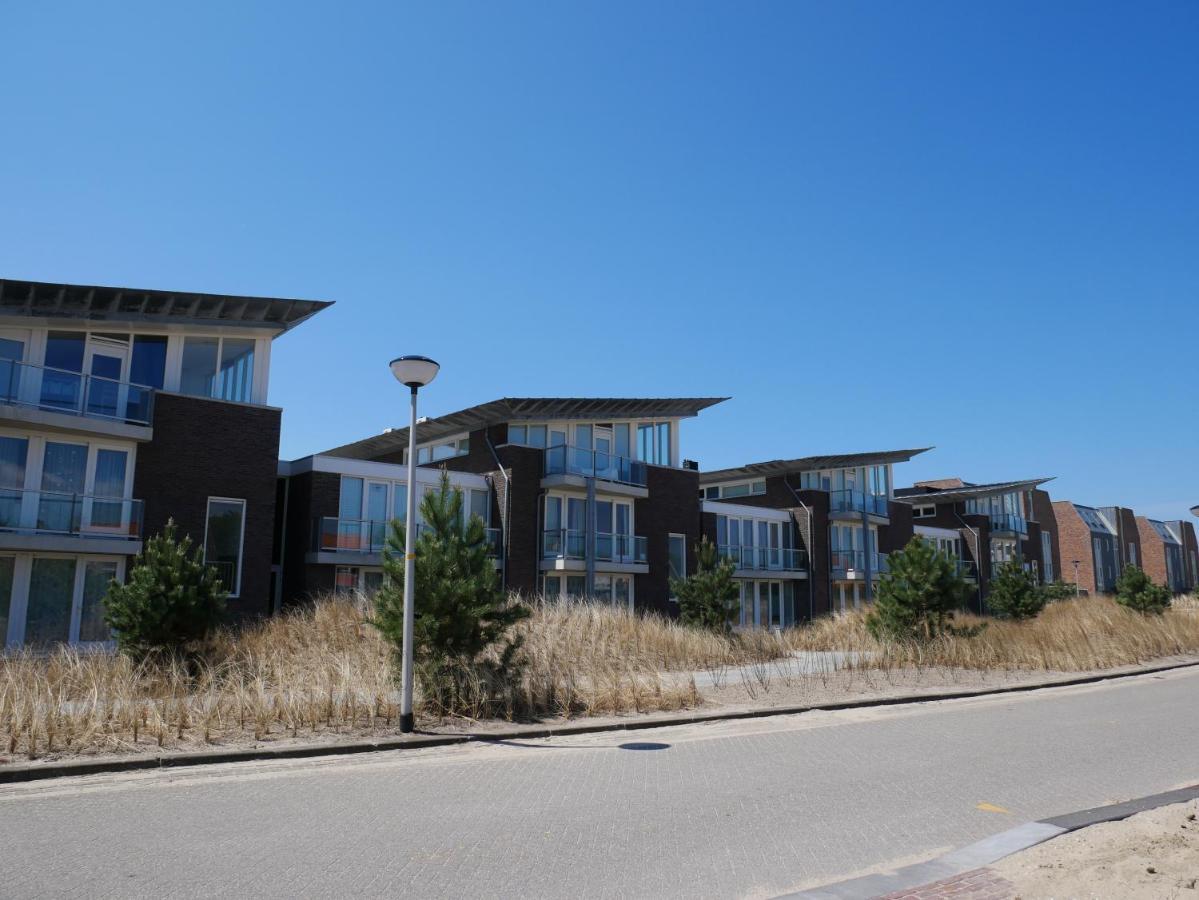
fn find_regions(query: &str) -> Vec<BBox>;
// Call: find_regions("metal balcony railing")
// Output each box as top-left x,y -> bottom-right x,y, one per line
313,517 -> 501,557
0,489 -> 143,539
540,529 -> 648,564
0,359 -> 155,426
543,445 -> 648,487
828,489 -> 889,517
952,558 -> 978,579
717,544 -> 808,572
830,549 -> 890,577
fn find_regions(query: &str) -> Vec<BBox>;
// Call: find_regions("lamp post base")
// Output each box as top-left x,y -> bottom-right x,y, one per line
399,712 -> 415,734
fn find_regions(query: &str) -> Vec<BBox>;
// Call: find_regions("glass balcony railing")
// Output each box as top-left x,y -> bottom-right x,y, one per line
313,517 -> 501,557
828,489 -> 889,517
0,359 -> 155,426
953,558 -> 978,579
830,549 -> 889,577
988,512 -> 1028,534
543,445 -> 648,487
0,489 -> 143,539
717,545 -> 808,572
540,529 -> 648,564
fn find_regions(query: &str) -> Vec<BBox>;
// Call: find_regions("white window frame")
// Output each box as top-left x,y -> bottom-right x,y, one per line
3,553 -> 126,648
203,496 -> 247,598
912,504 -> 936,519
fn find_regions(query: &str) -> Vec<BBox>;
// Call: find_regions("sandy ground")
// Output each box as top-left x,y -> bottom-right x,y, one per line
993,798 -> 1199,899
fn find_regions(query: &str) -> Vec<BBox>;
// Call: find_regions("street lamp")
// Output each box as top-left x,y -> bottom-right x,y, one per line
390,355 -> 440,733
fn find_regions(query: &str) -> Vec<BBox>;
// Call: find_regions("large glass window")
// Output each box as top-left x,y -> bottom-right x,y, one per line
468,489 -> 489,525
39,442 -> 87,533
0,335 -> 25,404
339,477 -> 363,519
25,557 -> 77,646
205,498 -> 246,596
180,337 -> 219,397
218,339 -> 255,403
0,436 -> 27,529
41,331 -> 85,410
130,335 -> 168,389
78,560 -> 117,642
668,533 -> 686,582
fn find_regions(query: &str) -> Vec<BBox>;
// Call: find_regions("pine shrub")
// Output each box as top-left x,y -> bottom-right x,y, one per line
671,536 -> 739,632
986,557 -> 1047,620
867,537 -> 972,642
103,519 -> 228,661
372,470 -> 530,714
1115,564 -> 1172,615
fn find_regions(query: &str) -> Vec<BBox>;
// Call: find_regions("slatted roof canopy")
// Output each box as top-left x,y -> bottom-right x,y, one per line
0,278 -> 332,333
892,477 -> 1054,505
699,448 -> 932,484
323,396 -> 729,459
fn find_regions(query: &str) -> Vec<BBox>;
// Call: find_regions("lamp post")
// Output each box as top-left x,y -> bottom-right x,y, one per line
389,355 -> 440,733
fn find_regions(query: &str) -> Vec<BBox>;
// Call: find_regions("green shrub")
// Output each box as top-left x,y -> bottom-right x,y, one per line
670,536 -> 739,632
986,558 -> 1047,620
1115,565 -> 1172,615
867,537 -> 973,642
1040,580 -> 1077,602
372,470 -> 530,713
103,519 -> 228,661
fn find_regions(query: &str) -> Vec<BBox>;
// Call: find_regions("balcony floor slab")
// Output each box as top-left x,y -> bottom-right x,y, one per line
0,533 -> 142,555
0,402 -> 153,441
539,474 -> 649,499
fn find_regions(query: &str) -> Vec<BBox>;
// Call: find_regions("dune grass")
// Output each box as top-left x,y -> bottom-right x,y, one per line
1,593 -> 1196,760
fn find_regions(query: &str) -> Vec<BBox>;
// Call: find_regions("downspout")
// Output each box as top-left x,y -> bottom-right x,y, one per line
274,473 -> 290,615
485,432 -> 510,591
953,509 -> 983,615
783,476 -> 815,623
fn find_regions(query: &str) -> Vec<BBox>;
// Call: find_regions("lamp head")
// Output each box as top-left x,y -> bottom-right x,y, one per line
389,355 -> 440,390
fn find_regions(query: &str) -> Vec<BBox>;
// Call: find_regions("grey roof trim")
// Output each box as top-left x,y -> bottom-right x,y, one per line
323,396 -> 729,459
892,477 -> 1055,505
0,278 -> 332,334
698,448 -> 932,485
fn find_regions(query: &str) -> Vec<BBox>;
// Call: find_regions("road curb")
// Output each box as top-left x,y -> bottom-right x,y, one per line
2,656 -> 1197,784
786,782 -> 1199,899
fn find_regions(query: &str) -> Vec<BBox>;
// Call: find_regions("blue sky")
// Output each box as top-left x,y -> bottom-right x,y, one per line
1,1 -> 1196,519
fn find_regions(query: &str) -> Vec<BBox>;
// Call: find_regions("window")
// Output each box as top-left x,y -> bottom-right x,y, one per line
668,533 -> 686,589
1042,532 -> 1054,582
335,566 -> 359,594
467,488 -> 489,525
1128,542 -> 1137,567
0,556 -> 13,645
25,557 -> 76,646
130,335 -> 168,389
912,505 -> 936,519
181,337 -> 256,403
205,498 -> 246,596
637,422 -> 672,466
78,560 -> 117,642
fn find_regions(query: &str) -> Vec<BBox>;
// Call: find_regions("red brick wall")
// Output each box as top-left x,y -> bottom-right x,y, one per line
1135,517 -> 1168,587
1052,501 -> 1097,594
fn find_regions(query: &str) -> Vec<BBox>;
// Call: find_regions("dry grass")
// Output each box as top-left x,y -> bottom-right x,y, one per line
1,592 -> 1196,761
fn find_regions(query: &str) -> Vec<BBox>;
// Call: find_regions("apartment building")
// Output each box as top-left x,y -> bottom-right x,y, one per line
892,478 -> 1057,611
277,398 -> 726,614
1051,502 -> 1125,594
0,278 -> 329,649
1136,518 -> 1190,594
697,450 -> 928,618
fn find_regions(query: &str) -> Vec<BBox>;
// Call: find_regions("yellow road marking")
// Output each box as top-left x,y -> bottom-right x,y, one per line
976,802 -> 1011,814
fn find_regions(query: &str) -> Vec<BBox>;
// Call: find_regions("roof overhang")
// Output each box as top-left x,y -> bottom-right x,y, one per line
0,278 -> 332,335
892,477 -> 1054,506
699,448 -> 932,485
324,396 -> 729,459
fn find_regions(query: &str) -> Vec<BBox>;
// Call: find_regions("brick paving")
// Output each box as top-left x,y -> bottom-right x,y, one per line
880,867 -> 1015,899
0,669 -> 1195,898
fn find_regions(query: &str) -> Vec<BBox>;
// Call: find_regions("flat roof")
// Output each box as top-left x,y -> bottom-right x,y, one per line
699,448 -> 932,484
324,396 -> 729,459
893,477 -> 1054,505
0,278 -> 333,334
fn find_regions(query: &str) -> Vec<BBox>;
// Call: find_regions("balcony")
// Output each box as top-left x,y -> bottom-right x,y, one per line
0,359 -> 155,427
540,529 -> 648,565
312,517 -> 501,557
828,489 -> 889,518
717,544 -> 808,573
543,445 -> 648,488
831,549 -> 889,579
952,558 -> 978,580
0,489 -> 143,544
989,513 -> 1028,535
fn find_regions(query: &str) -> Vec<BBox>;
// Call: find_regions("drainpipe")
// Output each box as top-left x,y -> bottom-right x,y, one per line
953,509 -> 983,615
783,476 -> 815,623
484,432 -> 510,591
273,474 -> 290,615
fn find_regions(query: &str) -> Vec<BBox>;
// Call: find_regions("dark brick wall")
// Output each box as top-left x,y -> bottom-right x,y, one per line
790,488 -> 830,619
635,466 -> 701,616
279,470 -> 340,605
1135,517 -> 1169,588
1113,508 -> 1143,572
133,393 -> 281,620
1178,521 -> 1199,591
878,501 -> 914,555
494,444 -> 544,596
1030,490 -> 1062,583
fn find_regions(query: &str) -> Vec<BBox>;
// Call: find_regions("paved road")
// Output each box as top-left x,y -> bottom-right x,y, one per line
1,668 -> 1196,899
